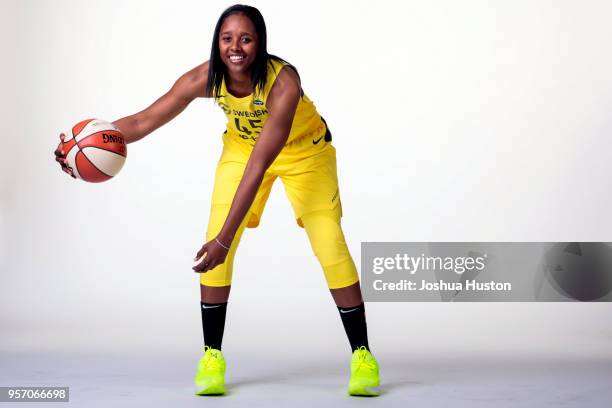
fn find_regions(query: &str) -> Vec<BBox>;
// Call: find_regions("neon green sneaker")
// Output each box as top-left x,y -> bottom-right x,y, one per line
194,346 -> 226,395
348,346 -> 380,396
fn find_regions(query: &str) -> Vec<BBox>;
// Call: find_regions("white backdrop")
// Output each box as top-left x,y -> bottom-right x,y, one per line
1,0 -> 611,360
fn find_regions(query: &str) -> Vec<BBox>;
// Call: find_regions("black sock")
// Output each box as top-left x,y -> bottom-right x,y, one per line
200,301 -> 228,350
337,302 -> 370,352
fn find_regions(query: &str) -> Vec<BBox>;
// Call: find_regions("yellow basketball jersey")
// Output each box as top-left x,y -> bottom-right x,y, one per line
215,58 -> 326,147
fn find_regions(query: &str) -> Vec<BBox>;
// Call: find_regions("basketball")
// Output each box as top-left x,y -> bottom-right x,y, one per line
61,119 -> 127,182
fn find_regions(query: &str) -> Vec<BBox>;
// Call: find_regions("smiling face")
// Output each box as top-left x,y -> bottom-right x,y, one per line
218,13 -> 259,77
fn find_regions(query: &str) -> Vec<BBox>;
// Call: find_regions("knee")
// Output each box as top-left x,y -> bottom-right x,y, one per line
200,284 -> 231,303
301,210 -> 358,289
301,210 -> 350,266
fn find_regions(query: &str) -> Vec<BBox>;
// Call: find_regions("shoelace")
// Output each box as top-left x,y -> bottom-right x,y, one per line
203,345 -> 224,371
353,346 -> 376,373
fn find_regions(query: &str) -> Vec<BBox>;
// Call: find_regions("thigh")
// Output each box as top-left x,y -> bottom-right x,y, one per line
276,145 -> 342,228
211,149 -> 277,228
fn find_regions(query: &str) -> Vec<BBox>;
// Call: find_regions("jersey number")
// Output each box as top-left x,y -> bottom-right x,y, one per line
235,118 -> 262,144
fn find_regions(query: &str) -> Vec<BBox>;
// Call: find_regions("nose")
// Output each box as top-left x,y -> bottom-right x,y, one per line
230,38 -> 242,52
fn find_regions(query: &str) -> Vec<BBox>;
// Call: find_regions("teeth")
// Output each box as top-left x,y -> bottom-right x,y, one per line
229,55 -> 244,61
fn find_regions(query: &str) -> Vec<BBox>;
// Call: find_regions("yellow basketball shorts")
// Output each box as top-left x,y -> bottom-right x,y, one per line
199,136 -> 359,289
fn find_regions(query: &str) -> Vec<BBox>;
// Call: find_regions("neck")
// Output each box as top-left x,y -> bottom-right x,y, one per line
226,71 -> 252,98
227,72 -> 251,88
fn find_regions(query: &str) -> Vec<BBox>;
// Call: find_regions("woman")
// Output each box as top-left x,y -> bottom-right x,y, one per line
54,4 -> 380,397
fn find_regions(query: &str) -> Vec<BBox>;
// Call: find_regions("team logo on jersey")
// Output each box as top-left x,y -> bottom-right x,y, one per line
253,99 -> 264,105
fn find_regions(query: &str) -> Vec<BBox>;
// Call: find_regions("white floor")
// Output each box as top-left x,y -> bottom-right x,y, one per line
1,350 -> 611,407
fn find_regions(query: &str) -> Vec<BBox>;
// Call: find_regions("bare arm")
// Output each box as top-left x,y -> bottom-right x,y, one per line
113,61 -> 210,144
193,66 -> 301,272
55,62 -> 209,177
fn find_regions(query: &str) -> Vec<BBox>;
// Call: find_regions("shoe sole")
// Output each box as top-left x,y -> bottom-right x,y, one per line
348,386 -> 380,396
348,378 -> 380,396
195,383 -> 226,395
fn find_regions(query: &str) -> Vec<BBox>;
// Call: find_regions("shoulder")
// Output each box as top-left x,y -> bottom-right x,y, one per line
276,64 -> 300,88
268,63 -> 301,104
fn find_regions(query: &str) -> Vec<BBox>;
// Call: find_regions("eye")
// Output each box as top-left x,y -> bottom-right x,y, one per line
221,36 -> 231,42
241,37 -> 252,43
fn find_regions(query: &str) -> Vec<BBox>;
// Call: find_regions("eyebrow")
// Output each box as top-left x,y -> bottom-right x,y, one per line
220,31 -> 254,36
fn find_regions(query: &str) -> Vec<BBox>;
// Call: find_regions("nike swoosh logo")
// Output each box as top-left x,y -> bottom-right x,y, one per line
312,136 -> 324,145
202,304 -> 223,309
340,307 -> 360,314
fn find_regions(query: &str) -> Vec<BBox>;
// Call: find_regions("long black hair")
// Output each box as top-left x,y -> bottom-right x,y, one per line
206,4 -> 300,98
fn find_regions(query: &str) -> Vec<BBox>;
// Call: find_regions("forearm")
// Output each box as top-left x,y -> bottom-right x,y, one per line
112,115 -> 146,145
217,164 -> 267,246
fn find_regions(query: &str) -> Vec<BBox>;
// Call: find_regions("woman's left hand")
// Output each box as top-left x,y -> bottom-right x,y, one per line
192,237 -> 231,273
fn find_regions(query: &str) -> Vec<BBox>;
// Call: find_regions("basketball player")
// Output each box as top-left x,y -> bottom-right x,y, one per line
54,4 -> 380,397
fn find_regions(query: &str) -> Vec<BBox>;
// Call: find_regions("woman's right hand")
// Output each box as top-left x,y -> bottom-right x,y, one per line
54,133 -> 76,178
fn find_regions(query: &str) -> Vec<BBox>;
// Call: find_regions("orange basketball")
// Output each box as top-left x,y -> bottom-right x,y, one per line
61,119 -> 127,183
